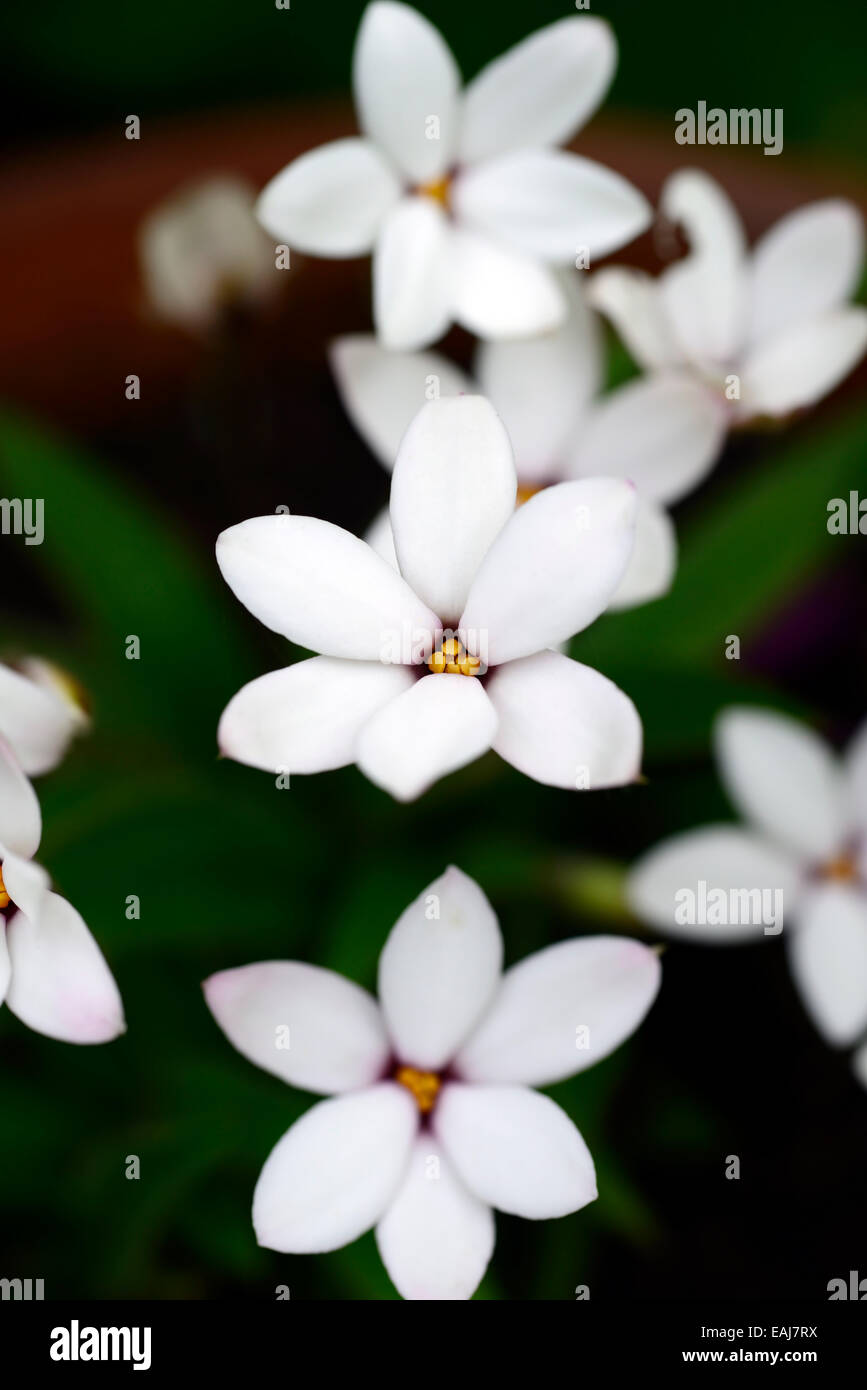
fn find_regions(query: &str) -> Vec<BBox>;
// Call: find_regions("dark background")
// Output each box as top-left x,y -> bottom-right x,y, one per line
3,0 -> 866,160
0,0 -> 865,1300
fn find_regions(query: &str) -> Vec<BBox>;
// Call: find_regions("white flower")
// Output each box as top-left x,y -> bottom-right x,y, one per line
0,662 -> 124,1044
331,278 -> 726,609
256,3 -> 650,349
203,864 -> 661,1299
628,706 -> 867,1071
590,168 -> 867,422
0,657 -> 88,777
216,396 -> 642,801
139,177 -> 276,331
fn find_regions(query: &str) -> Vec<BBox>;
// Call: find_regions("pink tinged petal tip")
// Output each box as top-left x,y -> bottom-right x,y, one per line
5,891 -> 125,1044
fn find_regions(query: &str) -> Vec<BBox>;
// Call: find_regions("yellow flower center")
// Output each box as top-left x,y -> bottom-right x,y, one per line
395,1065 -> 441,1114
417,175 -> 451,210
822,852 -> 858,883
427,635 -> 481,676
516,484 -> 542,507
0,863 -> 9,911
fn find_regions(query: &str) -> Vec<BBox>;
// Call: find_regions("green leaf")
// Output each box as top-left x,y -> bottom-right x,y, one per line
0,409 -> 256,748
578,409 -> 867,674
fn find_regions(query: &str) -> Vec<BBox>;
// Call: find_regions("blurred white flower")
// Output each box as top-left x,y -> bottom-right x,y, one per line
204,864 -> 661,1300
0,658 -> 88,777
331,278 -> 726,609
139,176 -> 276,331
217,396 -> 642,801
257,3 -> 650,349
591,169 -> 867,422
0,665 -> 124,1044
628,706 -> 867,1068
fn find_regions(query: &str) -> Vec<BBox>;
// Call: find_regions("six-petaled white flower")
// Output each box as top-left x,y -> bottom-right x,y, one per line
257,3 -> 650,349
331,276 -> 726,609
0,661 -> 125,1044
216,396 -> 643,801
628,707 -> 867,1080
590,169 -> 867,424
203,864 -> 661,1300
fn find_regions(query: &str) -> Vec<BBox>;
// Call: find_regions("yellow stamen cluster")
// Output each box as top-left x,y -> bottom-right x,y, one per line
822,852 -> 858,883
516,484 -> 542,507
418,175 -> 451,209
0,863 -> 9,911
395,1065 -> 441,1114
428,635 -> 481,677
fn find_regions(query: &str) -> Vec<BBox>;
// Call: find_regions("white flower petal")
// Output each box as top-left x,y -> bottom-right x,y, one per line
456,936 -> 660,1087
658,170 -> 748,365
588,267 -> 683,372
606,498 -> 677,611
390,396 -> 516,623
853,1040 -> 867,1091
364,506 -> 399,570
661,168 -> 747,265
627,824 -> 803,943
218,658 -> 414,775
0,661 -> 86,776
459,477 -> 637,664
203,960 -> 390,1095
844,716 -> 867,836
330,335 -> 472,471
5,891 -> 125,1043
356,673 -> 497,802
378,865 -> 503,1070
457,16 -> 616,164
659,251 -> 746,369
715,707 -> 845,862
0,848 -> 50,924
256,138 -> 400,255
474,277 -> 603,484
787,883 -> 867,1047
0,737 -> 41,860
450,228 -> 566,339
353,1 -> 459,184
376,1136 -> 494,1301
373,197 -> 452,350
216,514 -> 439,661
17,657 -> 90,727
253,1084 -> 417,1253
569,373 -> 727,506
486,650 -> 641,790
738,307 -> 867,418
436,1083 -> 596,1219
453,150 -> 650,263
749,200 -> 864,344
